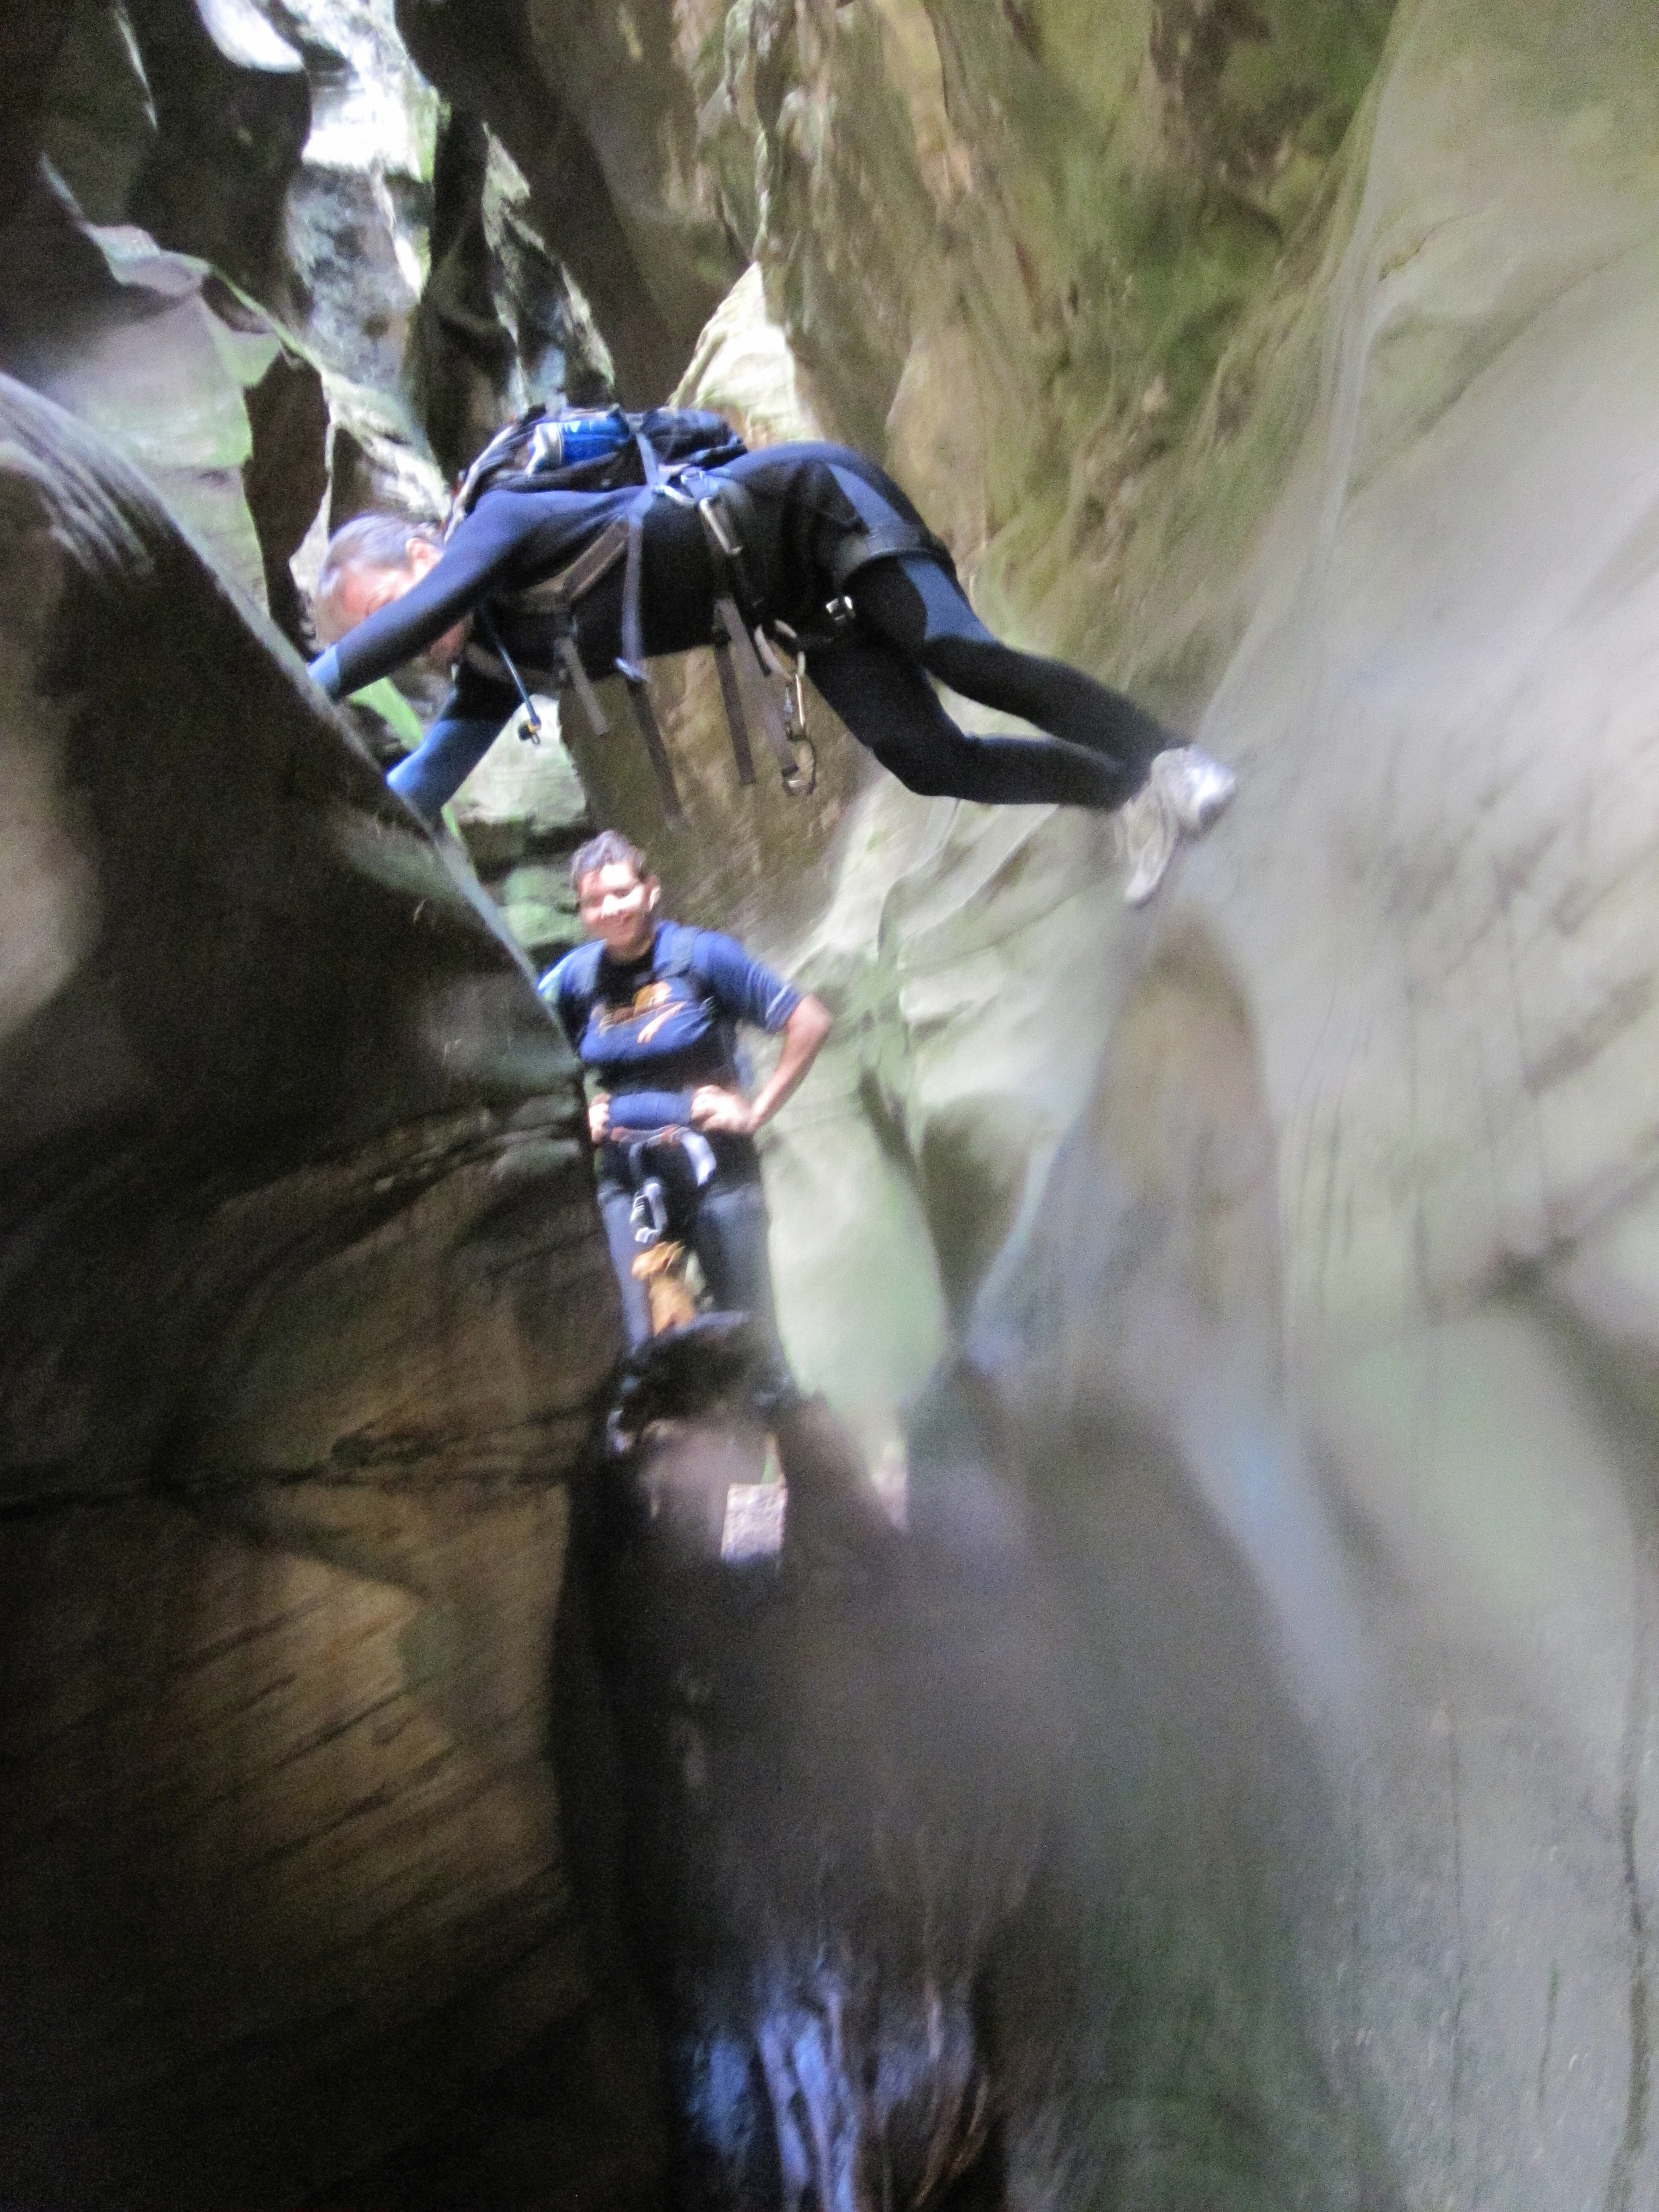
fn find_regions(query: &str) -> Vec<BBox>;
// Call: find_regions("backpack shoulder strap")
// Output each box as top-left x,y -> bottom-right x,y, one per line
650,921 -> 702,982
541,938 -> 603,1015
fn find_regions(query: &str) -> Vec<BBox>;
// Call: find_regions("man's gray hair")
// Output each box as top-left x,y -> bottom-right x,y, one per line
570,828 -> 649,888
317,512 -> 442,593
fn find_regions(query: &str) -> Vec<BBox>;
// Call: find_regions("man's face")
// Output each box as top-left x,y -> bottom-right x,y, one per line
577,861 -> 659,960
315,539 -> 468,668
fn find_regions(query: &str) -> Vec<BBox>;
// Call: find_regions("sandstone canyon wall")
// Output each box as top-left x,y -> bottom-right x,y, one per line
5,1 -> 1659,2207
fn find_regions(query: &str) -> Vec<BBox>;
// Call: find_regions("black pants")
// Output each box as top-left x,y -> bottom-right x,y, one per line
814,554 -> 1172,810
597,1176 -> 794,1404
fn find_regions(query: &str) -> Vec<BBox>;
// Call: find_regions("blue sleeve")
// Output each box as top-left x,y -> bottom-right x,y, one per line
607,1089 -> 696,1129
686,928 -> 801,1033
386,711 -> 502,825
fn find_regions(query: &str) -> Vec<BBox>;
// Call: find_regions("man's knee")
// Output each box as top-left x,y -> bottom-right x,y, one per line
915,628 -> 1006,698
869,731 -> 980,801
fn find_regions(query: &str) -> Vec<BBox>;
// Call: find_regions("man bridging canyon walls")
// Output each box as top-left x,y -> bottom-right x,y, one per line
309,409 -> 1236,906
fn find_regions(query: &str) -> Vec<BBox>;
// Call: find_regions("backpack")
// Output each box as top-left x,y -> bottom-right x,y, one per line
448,404 -> 747,531
453,404 -> 814,818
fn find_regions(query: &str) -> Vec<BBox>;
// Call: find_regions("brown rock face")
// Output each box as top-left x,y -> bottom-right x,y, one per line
10,0 -> 1659,2205
396,0 -> 745,405
0,378 -> 633,2207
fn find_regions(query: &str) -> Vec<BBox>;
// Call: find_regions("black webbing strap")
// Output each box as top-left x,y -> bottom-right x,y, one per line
709,602 -> 757,786
713,593 -> 798,786
626,674 -> 683,820
511,515 -> 630,609
497,518 -> 634,740
697,490 -> 802,788
632,429 -> 666,490
824,516 -> 953,593
557,636 -> 611,739
618,487 -> 651,678
611,483 -> 682,818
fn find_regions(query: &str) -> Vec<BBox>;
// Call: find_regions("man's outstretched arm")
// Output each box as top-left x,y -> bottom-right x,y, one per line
385,710 -> 507,826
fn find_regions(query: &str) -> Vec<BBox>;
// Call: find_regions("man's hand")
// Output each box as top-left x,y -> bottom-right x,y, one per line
588,1092 -> 612,1143
689,1084 -> 757,1137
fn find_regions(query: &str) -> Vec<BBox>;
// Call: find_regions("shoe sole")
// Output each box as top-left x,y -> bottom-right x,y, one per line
1123,766 -> 1234,905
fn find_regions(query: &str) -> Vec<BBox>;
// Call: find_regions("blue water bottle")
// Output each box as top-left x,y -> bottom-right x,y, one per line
531,409 -> 630,472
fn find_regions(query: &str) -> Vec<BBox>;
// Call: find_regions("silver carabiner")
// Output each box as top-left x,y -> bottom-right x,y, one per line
697,494 -> 742,561
753,625 -> 816,791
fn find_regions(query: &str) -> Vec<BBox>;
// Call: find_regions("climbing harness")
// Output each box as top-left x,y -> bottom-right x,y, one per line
622,1126 -> 719,1337
463,457 -> 813,818
450,403 -> 950,815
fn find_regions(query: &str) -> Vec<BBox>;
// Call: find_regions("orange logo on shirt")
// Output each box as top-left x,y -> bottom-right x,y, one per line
595,980 -> 687,1046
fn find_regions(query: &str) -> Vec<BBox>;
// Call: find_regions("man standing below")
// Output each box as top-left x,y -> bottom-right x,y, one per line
541,830 -> 830,1407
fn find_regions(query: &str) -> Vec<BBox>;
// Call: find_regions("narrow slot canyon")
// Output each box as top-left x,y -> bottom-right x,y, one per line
5,4 -> 1659,2207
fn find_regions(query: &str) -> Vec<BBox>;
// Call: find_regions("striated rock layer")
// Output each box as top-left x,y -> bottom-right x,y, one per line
0,378 -> 634,2207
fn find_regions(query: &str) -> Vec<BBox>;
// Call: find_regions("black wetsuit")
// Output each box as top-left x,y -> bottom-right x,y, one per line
310,442 -> 1175,824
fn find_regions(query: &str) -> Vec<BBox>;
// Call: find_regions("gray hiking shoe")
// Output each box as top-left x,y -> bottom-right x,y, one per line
1156,743 -> 1237,836
1120,745 -> 1236,906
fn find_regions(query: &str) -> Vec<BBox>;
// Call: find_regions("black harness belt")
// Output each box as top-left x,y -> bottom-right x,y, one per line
460,470 -> 941,814
824,514 -> 954,594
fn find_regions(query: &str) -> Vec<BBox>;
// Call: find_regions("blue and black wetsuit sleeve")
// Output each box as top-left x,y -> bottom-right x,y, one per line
380,653 -> 521,824
310,500 -> 530,699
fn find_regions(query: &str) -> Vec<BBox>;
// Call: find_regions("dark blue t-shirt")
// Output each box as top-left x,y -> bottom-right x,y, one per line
540,921 -> 800,1178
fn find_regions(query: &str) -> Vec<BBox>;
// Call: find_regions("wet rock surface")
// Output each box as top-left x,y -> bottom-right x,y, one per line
558,1333 -> 1048,2209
